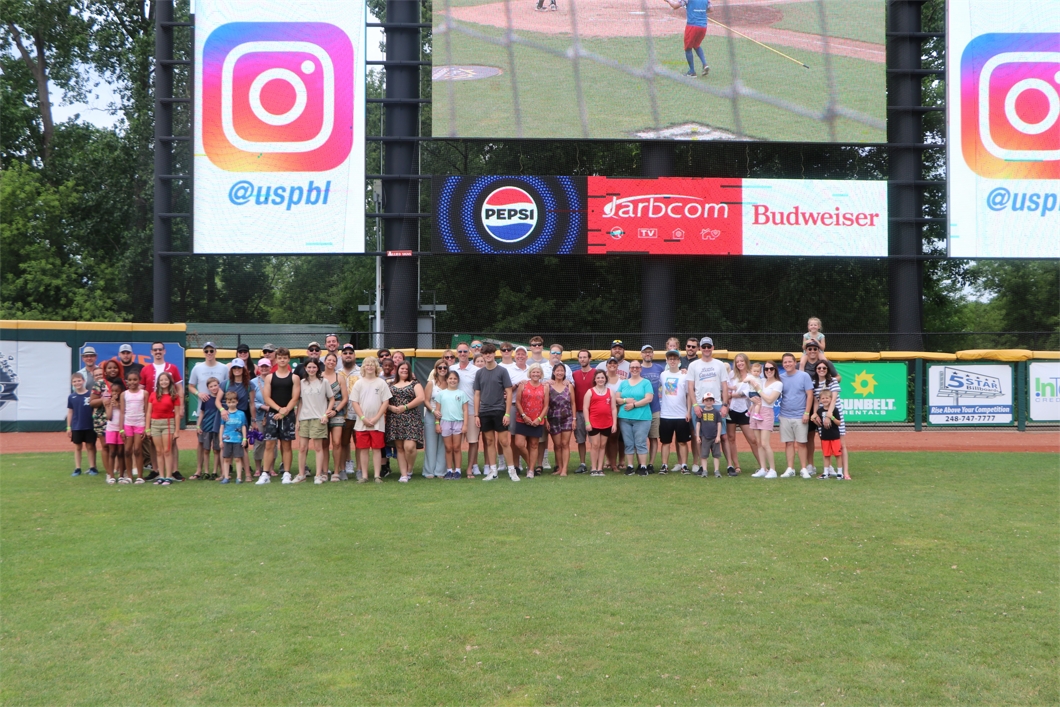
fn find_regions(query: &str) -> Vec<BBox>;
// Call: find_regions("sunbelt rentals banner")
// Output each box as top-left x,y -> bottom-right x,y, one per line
833,362 -> 907,422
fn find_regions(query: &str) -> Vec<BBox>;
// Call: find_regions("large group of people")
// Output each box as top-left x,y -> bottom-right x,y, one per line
66,318 -> 851,485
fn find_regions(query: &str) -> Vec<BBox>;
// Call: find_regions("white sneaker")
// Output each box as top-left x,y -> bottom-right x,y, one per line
691,464 -> 700,474
807,464 -> 816,475
799,467 -> 812,479
345,460 -> 354,473
255,472 -> 270,485
281,471 -> 293,484
752,468 -> 767,478
508,467 -> 520,482
497,455 -> 506,468
314,475 -> 324,485
542,453 -> 551,470
780,468 -> 796,478
764,469 -> 777,478
472,464 -> 482,476
483,470 -> 498,481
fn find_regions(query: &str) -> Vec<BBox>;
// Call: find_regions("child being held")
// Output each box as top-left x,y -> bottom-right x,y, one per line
813,389 -> 846,480
747,362 -> 766,421
695,392 -> 723,478
220,390 -> 249,484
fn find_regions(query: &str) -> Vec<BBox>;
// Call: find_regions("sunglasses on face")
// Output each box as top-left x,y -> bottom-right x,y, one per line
817,366 -> 829,371
444,355 -> 456,360
308,347 -> 321,352
471,344 -> 481,349
702,345 -> 714,349
457,350 -> 469,355
531,343 -> 543,347
764,366 -> 776,371
550,351 -> 562,356
262,349 -> 274,354
500,348 -> 513,352
204,349 -> 216,354
437,365 -> 449,371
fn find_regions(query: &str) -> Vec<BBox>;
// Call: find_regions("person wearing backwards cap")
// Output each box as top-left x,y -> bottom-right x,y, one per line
596,340 -> 630,379
188,342 -> 229,479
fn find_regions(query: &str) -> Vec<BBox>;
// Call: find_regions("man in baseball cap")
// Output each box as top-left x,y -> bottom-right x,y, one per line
596,339 -> 630,379
117,344 -> 143,378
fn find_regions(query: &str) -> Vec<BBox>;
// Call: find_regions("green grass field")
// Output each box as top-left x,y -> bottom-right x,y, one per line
2,450 -> 1056,704
771,0 -> 885,45
433,1 -> 886,141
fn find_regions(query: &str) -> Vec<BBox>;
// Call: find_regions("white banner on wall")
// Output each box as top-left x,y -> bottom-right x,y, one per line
194,0 -> 366,254
928,363 -> 1014,425
946,0 -> 1060,258
0,341 -> 73,423
1029,361 -> 1060,421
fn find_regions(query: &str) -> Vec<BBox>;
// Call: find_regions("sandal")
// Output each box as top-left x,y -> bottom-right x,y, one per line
374,477 -> 383,483
330,473 -> 341,482
160,479 -> 171,486
106,477 -> 116,485
291,474 -> 306,484
135,477 -> 145,484
188,474 -> 202,481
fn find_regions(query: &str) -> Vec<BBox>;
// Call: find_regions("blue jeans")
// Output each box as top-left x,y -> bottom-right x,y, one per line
619,418 -> 650,455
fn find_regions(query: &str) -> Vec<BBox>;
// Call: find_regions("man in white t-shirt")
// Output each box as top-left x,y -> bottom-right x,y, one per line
453,341 -> 482,475
595,339 -> 630,379
685,336 -> 732,474
187,341 -> 230,477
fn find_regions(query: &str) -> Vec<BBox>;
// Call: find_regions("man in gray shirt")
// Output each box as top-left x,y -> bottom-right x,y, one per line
474,344 -> 518,482
777,352 -> 815,478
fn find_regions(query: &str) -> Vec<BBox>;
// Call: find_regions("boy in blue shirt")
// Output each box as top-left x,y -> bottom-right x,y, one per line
220,390 -> 248,484
66,372 -> 98,476
193,377 -> 222,480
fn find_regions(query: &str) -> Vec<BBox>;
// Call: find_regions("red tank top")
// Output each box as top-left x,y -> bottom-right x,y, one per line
519,383 -> 545,422
588,388 -> 613,429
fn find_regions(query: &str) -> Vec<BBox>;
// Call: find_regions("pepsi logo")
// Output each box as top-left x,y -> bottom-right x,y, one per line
480,186 -> 538,243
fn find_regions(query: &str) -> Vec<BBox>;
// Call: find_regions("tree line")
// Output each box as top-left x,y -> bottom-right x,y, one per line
1,0 -> 1055,349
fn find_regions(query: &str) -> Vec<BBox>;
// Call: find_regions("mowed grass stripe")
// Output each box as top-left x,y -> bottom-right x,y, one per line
2,451 -> 1056,705
433,27 -> 886,141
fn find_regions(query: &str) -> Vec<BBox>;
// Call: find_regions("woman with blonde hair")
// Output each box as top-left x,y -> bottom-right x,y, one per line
421,358 -> 450,478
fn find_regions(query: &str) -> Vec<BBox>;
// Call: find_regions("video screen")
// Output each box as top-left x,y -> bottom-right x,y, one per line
432,0 -> 886,142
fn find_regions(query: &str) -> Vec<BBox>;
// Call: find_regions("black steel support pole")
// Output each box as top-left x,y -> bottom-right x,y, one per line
640,142 -> 676,337
887,0 -> 925,350
382,0 -> 421,348
153,0 -> 174,323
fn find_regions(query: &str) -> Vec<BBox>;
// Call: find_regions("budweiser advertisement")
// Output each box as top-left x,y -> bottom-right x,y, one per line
587,177 -> 887,256
432,176 -> 887,256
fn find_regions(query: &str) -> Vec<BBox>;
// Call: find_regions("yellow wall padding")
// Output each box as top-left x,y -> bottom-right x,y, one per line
880,351 -> 957,361
1032,351 -> 1060,360
0,320 -> 77,330
816,352 -> 881,361
956,349 -> 1033,362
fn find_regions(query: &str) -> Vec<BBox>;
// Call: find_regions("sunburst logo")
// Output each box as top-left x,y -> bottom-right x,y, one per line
852,371 -> 877,397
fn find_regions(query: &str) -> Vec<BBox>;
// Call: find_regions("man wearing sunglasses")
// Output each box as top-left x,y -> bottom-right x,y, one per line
337,343 -> 361,479
294,341 -> 324,380
686,336 -> 733,476
453,342 -> 483,475
680,338 -> 699,370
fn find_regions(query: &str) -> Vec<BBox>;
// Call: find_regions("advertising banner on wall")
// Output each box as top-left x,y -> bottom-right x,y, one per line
927,363 -> 1014,425
1029,361 -> 1060,421
194,0 -> 365,254
833,362 -> 907,422
0,341 -> 73,425
433,176 -> 888,256
946,1 -> 1060,258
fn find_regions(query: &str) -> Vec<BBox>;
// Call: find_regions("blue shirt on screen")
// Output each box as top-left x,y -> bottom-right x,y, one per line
683,0 -> 710,28
778,370 -> 814,419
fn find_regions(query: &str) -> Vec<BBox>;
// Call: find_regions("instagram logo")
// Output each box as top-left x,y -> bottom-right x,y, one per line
961,33 -> 1060,179
202,23 -> 353,172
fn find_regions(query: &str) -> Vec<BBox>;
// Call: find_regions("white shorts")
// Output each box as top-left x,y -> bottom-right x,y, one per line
779,417 -> 808,444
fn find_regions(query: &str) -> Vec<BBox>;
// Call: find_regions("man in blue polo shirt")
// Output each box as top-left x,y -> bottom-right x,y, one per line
778,352 -> 814,478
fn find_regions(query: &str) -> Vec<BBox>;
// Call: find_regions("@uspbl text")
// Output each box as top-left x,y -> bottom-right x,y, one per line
228,180 -> 332,210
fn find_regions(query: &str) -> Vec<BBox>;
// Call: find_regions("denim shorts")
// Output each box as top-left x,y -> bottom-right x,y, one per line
619,418 -> 650,455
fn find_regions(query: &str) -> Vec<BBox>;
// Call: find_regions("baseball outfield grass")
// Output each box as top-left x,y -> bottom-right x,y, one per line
2,450 -> 1056,705
433,1 -> 886,141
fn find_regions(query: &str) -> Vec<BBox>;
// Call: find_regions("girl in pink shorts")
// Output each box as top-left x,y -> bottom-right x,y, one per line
103,379 -> 126,484
120,371 -> 147,483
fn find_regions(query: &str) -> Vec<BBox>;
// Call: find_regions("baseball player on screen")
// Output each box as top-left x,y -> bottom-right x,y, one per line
664,0 -> 710,77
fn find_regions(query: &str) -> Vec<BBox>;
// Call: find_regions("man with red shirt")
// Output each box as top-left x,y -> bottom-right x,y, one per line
570,349 -> 596,474
140,342 -> 185,480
